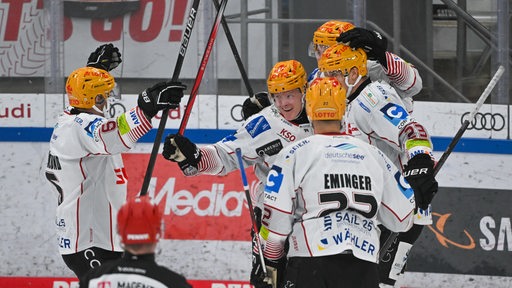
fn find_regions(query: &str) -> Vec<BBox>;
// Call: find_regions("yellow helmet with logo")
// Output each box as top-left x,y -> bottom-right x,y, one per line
318,43 -> 368,76
66,67 -> 115,109
306,77 -> 347,121
267,60 -> 307,94
313,20 -> 355,47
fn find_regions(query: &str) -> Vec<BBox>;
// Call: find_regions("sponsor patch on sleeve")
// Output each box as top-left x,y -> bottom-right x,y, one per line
380,103 -> 408,126
361,90 -> 379,107
245,115 -> 271,138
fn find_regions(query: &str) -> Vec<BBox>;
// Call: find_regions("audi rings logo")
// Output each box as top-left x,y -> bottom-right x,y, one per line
231,104 -> 244,122
461,112 -> 505,131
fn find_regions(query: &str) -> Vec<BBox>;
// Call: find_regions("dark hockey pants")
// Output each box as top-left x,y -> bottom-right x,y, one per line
62,246 -> 122,280
285,253 -> 379,288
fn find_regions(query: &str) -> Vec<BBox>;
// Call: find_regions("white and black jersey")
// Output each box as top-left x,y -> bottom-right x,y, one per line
46,106 -> 151,255
192,106 -> 313,208
79,252 -> 192,288
261,133 -> 415,264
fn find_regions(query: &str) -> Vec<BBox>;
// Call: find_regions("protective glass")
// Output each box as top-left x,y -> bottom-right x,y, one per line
307,42 -> 329,59
108,82 -> 121,100
324,70 -> 344,78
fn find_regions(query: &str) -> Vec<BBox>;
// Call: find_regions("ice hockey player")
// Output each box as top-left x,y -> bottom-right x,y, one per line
318,43 -> 438,287
162,60 -> 313,287
79,196 -> 192,288
240,20 -> 422,122
259,77 -> 415,287
309,20 -> 422,113
45,56 -> 186,279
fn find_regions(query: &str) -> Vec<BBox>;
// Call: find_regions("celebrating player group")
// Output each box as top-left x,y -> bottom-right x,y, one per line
45,20 -> 438,288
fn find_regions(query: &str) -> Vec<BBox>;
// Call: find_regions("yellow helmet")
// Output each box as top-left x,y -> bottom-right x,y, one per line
66,67 -> 115,109
267,60 -> 307,94
306,77 -> 347,121
318,43 -> 368,76
313,20 -> 355,47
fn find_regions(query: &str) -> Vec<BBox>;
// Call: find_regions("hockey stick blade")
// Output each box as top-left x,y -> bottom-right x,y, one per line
235,148 -> 267,275
139,0 -> 200,196
178,0 -> 228,135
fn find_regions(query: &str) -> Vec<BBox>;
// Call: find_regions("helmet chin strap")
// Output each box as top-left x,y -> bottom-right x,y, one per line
345,74 -> 363,96
92,102 -> 108,116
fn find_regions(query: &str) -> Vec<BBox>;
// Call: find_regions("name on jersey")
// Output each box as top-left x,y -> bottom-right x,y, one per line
328,229 -> 376,256
245,115 -> 271,138
256,139 -> 283,157
324,173 -> 372,191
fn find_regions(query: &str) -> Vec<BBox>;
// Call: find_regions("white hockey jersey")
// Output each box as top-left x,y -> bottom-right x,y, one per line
260,134 -> 415,264
194,106 -> 313,207
46,106 -> 152,255
344,79 -> 434,224
343,79 -> 433,175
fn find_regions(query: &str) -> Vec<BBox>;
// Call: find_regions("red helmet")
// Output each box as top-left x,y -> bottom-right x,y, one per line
117,196 -> 162,245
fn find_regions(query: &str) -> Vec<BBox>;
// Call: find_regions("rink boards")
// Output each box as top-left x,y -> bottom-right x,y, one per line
0,93 -> 511,286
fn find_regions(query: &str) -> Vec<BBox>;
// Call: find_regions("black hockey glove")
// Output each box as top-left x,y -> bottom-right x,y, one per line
337,27 -> 388,68
162,134 -> 201,176
87,43 -> 122,71
250,207 -> 272,288
250,234 -> 272,288
242,92 -> 271,120
263,257 -> 287,288
403,154 -> 438,210
137,81 -> 186,119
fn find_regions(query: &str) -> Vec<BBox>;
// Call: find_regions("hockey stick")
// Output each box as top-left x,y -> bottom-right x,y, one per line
178,0 -> 228,135
212,0 -> 254,97
378,65 -> 505,260
139,0 -> 200,196
433,65 -> 505,174
235,148 -> 267,275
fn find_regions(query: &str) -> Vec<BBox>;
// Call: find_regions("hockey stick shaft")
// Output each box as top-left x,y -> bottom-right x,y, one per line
140,0 -> 200,196
235,148 -> 267,275
433,65 -> 504,175
212,0 -> 253,96
379,65 -> 504,260
178,0 -> 228,135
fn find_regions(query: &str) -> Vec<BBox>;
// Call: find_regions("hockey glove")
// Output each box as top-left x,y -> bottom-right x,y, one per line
137,81 -> 186,119
263,257 -> 287,288
242,92 -> 271,120
403,154 -> 438,210
337,27 -> 388,68
250,243 -> 272,288
87,43 -> 122,71
162,134 -> 201,176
